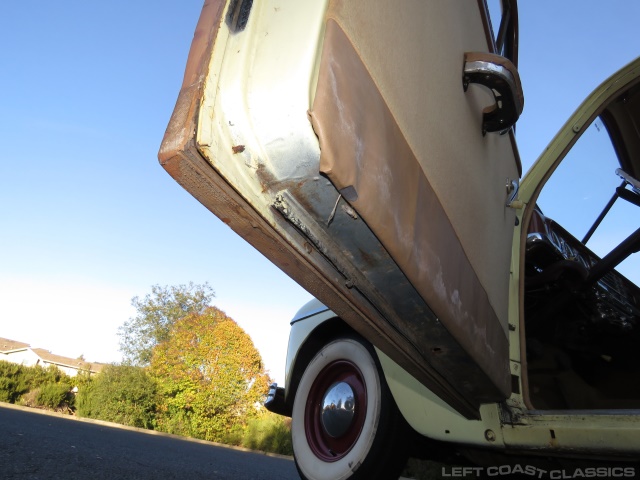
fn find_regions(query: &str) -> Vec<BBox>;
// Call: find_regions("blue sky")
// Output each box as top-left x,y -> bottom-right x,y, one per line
1,1 -> 638,383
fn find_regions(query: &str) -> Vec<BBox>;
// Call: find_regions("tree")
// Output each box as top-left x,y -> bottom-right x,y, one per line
76,364 -> 158,429
118,282 -> 215,366
150,307 -> 271,443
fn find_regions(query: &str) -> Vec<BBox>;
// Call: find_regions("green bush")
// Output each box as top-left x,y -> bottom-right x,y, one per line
0,361 -> 30,402
153,409 -> 195,438
241,412 -> 293,455
76,364 -> 157,429
0,376 -> 21,403
23,364 -> 65,387
37,382 -> 74,410
0,361 -> 72,407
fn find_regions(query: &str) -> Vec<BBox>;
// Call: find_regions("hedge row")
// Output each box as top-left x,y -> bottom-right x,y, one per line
0,360 -> 292,455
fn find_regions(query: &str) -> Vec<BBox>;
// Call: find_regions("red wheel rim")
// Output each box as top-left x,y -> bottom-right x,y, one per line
304,360 -> 367,462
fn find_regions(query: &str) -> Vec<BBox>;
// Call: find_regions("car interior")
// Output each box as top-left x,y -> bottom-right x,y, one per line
523,81 -> 640,410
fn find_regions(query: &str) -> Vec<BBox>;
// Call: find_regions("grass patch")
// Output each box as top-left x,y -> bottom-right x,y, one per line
241,412 -> 293,456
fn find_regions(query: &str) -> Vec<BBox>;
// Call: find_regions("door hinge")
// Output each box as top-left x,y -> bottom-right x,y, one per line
506,178 -> 523,209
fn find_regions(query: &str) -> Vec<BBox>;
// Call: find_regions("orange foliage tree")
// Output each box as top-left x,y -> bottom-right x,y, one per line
150,307 -> 271,442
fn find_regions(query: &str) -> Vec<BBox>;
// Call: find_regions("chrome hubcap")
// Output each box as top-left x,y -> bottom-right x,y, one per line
320,381 -> 356,438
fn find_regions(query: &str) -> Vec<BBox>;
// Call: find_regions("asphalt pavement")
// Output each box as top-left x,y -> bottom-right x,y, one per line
0,403 -> 300,480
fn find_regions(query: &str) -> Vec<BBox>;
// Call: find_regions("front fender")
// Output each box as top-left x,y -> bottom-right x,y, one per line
285,299 -> 335,405
283,299 -> 503,448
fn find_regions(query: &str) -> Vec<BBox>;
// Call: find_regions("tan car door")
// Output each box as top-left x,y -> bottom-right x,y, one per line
160,0 -> 522,418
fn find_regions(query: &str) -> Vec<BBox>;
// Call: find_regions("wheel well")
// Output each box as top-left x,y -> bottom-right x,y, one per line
286,317 -> 357,414
286,320 -> 433,459
286,319 -> 463,463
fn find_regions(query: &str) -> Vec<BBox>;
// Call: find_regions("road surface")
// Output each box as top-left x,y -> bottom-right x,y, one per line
0,403 -> 300,480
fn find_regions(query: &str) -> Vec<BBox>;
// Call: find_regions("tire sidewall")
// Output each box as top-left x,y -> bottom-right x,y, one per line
292,337 -> 383,480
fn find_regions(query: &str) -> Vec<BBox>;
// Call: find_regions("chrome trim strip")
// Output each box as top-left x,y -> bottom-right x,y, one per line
290,304 -> 331,325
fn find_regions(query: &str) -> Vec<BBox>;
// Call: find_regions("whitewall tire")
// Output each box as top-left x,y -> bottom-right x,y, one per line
291,336 -> 409,480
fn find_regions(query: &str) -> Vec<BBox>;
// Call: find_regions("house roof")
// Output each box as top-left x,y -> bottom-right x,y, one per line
31,348 -> 105,374
0,337 -> 31,354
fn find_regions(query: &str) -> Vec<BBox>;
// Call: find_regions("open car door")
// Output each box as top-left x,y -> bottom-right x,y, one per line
517,57 -> 640,415
159,0 -> 523,418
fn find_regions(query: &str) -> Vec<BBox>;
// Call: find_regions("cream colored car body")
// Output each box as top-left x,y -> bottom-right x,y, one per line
162,0 -> 521,419
284,57 -> 640,459
160,0 -> 640,465
285,300 -> 505,449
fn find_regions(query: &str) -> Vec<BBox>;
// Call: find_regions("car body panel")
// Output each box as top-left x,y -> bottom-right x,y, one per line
281,57 -> 640,460
285,301 -> 506,449
160,0 -> 640,461
377,348 -> 506,448
309,4 -> 518,403
159,0 -> 524,419
501,411 -> 640,457
285,299 -> 332,401
290,300 -> 640,460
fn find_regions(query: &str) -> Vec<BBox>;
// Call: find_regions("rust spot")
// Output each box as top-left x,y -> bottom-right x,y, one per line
232,145 -> 245,154
255,163 -> 276,193
221,218 -> 231,224
357,248 -> 377,269
304,242 -> 313,254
